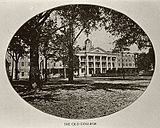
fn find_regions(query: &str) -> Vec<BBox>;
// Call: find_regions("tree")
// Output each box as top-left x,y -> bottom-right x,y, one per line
103,9 -> 152,50
13,9 -> 56,90
39,18 -> 62,81
10,4 -> 154,85
54,4 -> 154,82
14,7 -> 77,85
147,47 -> 155,70
104,8 -> 154,77
136,47 -> 155,72
54,30 -> 80,78
54,5 -> 104,83
112,38 -> 129,79
7,35 -> 28,80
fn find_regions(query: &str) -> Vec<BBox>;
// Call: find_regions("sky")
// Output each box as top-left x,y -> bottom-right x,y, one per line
49,5 -> 144,53
76,28 -> 142,53
76,28 -> 116,51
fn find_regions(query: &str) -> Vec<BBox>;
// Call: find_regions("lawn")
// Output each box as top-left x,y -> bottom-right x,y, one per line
14,76 -> 151,119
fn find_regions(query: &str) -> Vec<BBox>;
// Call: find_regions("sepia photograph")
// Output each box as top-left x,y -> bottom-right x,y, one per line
5,4 -> 155,119
1,0 -> 160,128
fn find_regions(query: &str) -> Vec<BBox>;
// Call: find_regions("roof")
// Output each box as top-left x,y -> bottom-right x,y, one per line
77,47 -> 116,55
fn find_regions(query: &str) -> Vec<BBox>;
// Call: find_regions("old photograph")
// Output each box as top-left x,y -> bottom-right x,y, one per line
5,4 -> 155,119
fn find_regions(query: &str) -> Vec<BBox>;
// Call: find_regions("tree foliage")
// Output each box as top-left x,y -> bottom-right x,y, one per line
103,9 -> 152,50
11,9 -> 54,89
52,5 -> 107,82
136,47 -> 155,71
7,35 -> 28,80
7,4 -> 155,84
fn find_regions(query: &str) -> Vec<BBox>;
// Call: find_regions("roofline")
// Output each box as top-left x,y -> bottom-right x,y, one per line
76,52 -> 117,56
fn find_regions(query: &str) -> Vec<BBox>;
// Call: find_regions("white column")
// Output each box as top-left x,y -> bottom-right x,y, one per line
106,56 -> 108,70
111,56 -> 113,69
94,55 -> 96,74
100,56 -> 102,73
86,55 -> 89,76
78,55 -> 81,76
115,57 -> 118,70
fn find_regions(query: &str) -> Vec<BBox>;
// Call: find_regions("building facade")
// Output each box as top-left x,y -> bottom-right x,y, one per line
6,39 -> 136,79
76,39 -> 136,76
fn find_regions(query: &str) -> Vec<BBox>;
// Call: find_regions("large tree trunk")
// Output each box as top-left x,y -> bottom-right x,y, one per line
68,22 -> 74,83
63,59 -> 67,79
68,44 -> 74,83
15,60 -> 19,80
29,41 -> 41,90
11,59 -> 14,81
121,51 -> 125,79
44,57 -> 48,81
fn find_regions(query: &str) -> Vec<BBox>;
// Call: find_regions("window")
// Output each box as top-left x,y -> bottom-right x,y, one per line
81,56 -> 86,61
112,57 -> 116,61
81,62 -> 85,67
96,63 -> 100,67
102,56 -> 106,61
102,62 -> 106,67
95,56 -> 100,61
102,69 -> 106,73
129,63 -> 132,66
112,63 -> 115,67
89,63 -> 93,67
108,62 -> 111,67
82,68 -> 85,73
21,62 -> 24,66
88,56 -> 93,61
22,72 -> 24,76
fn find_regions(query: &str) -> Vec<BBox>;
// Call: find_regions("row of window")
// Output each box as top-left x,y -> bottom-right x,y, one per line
20,72 -> 29,77
118,63 -> 134,67
47,63 -> 62,67
117,58 -> 134,62
81,62 -> 134,68
80,56 -> 116,62
81,62 -> 115,68
21,62 -> 30,66
81,67 -> 116,74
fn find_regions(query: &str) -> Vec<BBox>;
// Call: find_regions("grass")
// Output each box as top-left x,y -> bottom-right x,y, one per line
28,88 -> 144,119
11,76 -> 151,119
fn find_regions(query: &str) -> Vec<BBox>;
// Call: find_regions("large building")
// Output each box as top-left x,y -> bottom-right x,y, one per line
6,39 -> 137,79
76,39 -> 136,76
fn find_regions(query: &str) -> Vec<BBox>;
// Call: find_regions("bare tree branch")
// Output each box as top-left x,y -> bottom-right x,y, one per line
73,27 -> 85,42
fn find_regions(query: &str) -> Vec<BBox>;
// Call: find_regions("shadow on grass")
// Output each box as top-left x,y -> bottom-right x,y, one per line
90,83 -> 148,91
23,94 -> 61,102
44,78 -> 93,85
92,77 -> 152,81
11,78 -> 148,102
42,85 -> 87,91
23,83 -> 148,103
